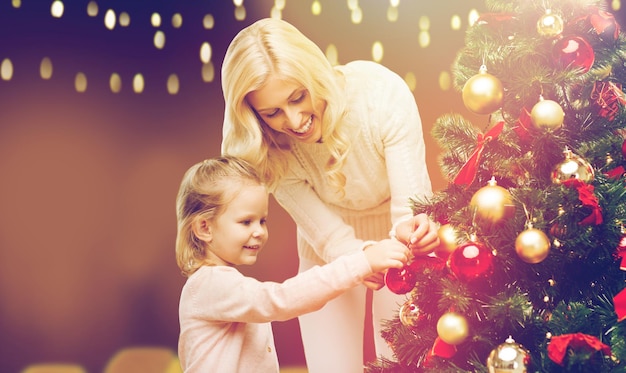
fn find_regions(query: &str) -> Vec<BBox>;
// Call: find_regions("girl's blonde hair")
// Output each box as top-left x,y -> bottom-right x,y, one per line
175,156 -> 262,277
221,18 -> 351,193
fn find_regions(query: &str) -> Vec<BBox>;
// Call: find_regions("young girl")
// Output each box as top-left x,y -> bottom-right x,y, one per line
175,156 -> 411,373
221,18 -> 440,371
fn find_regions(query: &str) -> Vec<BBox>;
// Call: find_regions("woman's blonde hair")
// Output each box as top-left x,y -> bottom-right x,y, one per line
175,156 -> 262,277
221,18 -> 351,193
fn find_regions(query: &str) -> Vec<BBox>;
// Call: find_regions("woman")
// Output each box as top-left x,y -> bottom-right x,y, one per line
221,18 -> 439,372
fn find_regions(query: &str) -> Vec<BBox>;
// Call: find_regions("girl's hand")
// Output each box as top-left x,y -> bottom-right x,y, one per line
363,239 -> 409,273
393,213 -> 439,256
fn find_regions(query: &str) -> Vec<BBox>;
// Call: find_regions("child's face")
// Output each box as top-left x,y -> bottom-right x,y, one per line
246,77 -> 326,144
207,184 -> 269,266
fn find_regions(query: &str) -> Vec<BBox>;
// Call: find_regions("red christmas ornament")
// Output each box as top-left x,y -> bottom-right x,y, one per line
384,265 -> 417,294
447,241 -> 494,282
553,35 -> 595,73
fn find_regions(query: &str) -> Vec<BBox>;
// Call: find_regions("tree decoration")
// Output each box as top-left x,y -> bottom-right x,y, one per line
547,333 -> 612,366
561,179 -> 603,226
551,148 -> 594,184
470,177 -> 515,224
428,337 -> 457,359
461,65 -> 504,115
384,264 -> 417,294
515,223 -> 551,264
434,223 -> 460,259
486,336 -> 531,373
537,9 -> 564,37
436,312 -> 469,345
530,95 -> 565,130
453,121 -> 505,187
615,230 -> 626,271
553,35 -> 595,73
447,241 -> 495,282
399,300 -> 424,328
589,8 -> 620,42
590,81 -> 626,121
614,288 -> 626,322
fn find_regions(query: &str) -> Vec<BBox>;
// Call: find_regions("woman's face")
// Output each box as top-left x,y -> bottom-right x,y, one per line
246,77 -> 326,144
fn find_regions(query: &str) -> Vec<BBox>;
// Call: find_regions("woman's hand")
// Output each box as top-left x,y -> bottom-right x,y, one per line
393,213 -> 439,256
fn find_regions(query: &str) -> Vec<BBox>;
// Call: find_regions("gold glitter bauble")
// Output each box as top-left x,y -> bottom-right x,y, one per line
434,223 -> 459,259
487,336 -> 531,373
537,10 -> 564,37
399,300 -> 423,328
551,148 -> 594,184
436,312 -> 469,345
530,96 -> 565,130
462,66 -> 504,115
470,178 -> 515,224
515,227 -> 551,264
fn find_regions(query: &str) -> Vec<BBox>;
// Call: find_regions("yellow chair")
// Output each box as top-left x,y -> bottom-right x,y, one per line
103,346 -> 182,373
20,363 -> 87,373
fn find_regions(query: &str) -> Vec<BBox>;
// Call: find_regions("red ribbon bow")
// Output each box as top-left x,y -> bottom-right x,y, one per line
589,8 -> 620,40
614,288 -> 626,322
616,235 -> 626,272
561,179 -> 603,225
590,81 -> 626,121
453,121 -> 505,188
547,333 -> 611,365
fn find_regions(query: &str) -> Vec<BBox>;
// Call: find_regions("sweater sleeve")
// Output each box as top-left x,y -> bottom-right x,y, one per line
183,250 -> 373,323
373,62 -> 433,224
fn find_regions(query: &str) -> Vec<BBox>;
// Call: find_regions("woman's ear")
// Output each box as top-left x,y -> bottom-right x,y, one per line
191,217 -> 212,243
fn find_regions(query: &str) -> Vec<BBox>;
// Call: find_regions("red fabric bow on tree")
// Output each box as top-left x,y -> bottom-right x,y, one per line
590,81 -> 626,121
614,287 -> 626,322
453,121 -> 505,188
547,333 -> 611,366
562,179 -> 603,225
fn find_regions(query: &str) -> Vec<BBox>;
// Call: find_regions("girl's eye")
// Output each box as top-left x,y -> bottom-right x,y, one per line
241,220 -> 252,226
260,218 -> 267,225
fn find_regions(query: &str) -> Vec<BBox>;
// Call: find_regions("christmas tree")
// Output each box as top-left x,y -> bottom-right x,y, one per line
368,0 -> 626,372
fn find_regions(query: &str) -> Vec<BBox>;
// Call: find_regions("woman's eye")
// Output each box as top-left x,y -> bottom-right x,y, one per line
266,110 -> 279,118
291,91 -> 306,103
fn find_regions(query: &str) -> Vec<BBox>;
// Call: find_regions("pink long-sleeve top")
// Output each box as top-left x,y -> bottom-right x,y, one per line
178,250 -> 374,372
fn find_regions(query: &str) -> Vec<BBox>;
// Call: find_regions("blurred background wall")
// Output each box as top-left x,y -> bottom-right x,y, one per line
0,0 -> 622,371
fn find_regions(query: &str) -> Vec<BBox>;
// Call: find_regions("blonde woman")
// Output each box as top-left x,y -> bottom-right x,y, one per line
221,18 -> 439,372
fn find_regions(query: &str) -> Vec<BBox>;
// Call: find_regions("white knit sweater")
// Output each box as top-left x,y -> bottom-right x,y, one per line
273,60 -> 432,266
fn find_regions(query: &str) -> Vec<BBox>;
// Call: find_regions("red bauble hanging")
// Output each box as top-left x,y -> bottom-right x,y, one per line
447,241 -> 495,282
385,265 -> 417,294
553,35 -> 595,73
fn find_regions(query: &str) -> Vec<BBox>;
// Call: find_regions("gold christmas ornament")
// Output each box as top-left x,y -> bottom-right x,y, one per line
434,223 -> 459,259
487,336 -> 531,373
537,9 -> 564,37
515,226 -> 551,264
399,300 -> 423,328
551,148 -> 595,184
470,177 -> 515,224
530,95 -> 565,130
462,65 -> 504,115
436,312 -> 469,345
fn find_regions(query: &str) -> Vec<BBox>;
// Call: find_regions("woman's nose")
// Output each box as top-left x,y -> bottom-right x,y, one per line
283,108 -> 300,128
